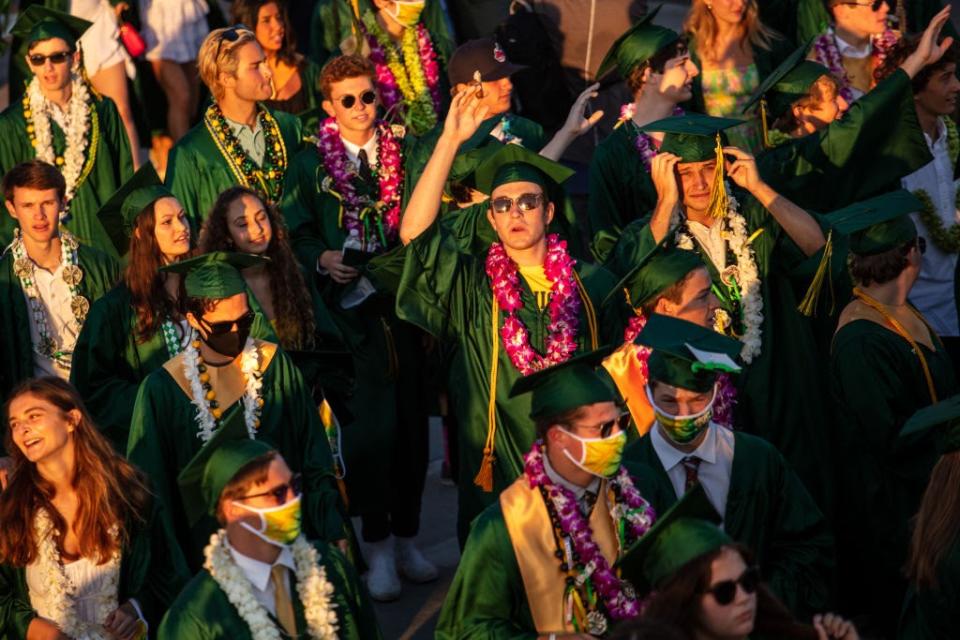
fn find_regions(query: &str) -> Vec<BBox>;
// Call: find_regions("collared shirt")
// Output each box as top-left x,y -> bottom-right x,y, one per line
650,421 -> 735,525
341,132 -> 379,171
902,117 -> 960,337
23,258 -> 78,380
228,545 -> 297,617
686,219 -> 727,271
225,116 -> 266,166
834,31 -> 873,59
543,451 -> 601,515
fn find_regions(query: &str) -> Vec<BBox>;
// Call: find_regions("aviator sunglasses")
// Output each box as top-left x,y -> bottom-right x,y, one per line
338,91 -> 377,109
838,0 -> 888,10
490,192 -> 545,215
28,51 -> 72,66
703,566 -> 761,606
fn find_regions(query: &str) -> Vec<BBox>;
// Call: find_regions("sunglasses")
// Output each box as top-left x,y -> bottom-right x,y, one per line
338,90 -> 377,109
215,24 -> 248,60
704,566 -> 760,606
564,411 -> 631,439
238,473 -> 302,504
838,0 -> 887,10
27,51 -> 72,66
490,192 -> 544,215
200,309 -> 255,335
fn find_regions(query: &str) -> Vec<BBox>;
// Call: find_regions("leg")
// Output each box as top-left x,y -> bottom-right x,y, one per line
88,62 -> 142,169
179,61 -> 201,126
150,59 -> 192,141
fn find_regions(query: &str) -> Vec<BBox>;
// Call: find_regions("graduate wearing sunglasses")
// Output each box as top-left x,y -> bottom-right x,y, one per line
621,314 -> 834,620
127,251 -> 350,571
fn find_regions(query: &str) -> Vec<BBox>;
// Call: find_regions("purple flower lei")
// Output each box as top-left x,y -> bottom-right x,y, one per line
626,105 -> 685,172
812,28 -> 899,104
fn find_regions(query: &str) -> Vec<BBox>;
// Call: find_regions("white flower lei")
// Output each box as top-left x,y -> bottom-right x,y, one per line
26,74 -> 93,209
182,337 -> 263,442
33,508 -> 120,640
204,531 -> 339,640
672,193 -> 763,363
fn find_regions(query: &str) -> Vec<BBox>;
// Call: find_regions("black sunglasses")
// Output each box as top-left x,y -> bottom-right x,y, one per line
238,473 -> 302,504
490,192 -> 544,215
215,24 -> 249,60
28,51 -> 72,66
563,412 -> 631,439
839,0 -> 887,10
704,566 -> 760,606
200,309 -> 256,335
339,90 -> 377,109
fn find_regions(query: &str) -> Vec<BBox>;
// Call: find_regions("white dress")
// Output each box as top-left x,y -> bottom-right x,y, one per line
26,556 -> 120,635
71,0 -> 134,78
138,0 -> 210,63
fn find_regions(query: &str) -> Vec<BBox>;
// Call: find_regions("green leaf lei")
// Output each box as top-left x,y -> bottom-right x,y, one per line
912,117 -> 960,254
204,103 -> 288,203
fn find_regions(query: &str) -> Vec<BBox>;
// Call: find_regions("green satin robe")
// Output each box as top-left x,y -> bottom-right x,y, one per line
899,535 -> 960,640
158,541 -> 382,640
0,96 -> 134,257
587,123 -> 657,240
0,243 -> 121,405
126,347 -> 346,570
623,430 -> 835,618
164,107 -> 304,228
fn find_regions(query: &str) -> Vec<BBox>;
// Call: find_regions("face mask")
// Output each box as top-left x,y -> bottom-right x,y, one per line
233,495 -> 302,547
646,385 -> 715,445
561,429 -> 627,478
200,324 -> 251,358
388,0 -> 425,27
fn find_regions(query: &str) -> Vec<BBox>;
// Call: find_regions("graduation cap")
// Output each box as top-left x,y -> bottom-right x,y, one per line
617,484 -> 726,590
11,5 -> 92,53
828,190 -> 920,256
97,163 -> 174,256
176,405 -> 276,525
604,241 -> 705,308
635,314 -> 742,393
160,251 -> 268,299
900,393 -> 960,454
640,114 -> 743,220
471,144 -> 575,196
509,346 -> 617,419
742,40 -> 830,148
596,6 -> 681,80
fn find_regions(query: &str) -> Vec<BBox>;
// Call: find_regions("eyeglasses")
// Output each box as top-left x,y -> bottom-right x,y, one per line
564,411 -> 631,439
27,51 -> 72,67
838,0 -> 887,10
237,473 -> 302,504
917,236 -> 927,255
703,566 -> 760,606
490,192 -> 544,215
338,91 -> 377,109
200,309 -> 256,335
215,24 -> 248,60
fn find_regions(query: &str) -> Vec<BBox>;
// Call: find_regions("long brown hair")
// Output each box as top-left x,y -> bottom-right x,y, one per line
124,200 -> 188,342
643,544 -> 818,640
906,451 -> 960,589
231,0 -> 300,67
0,378 -> 151,566
684,0 -> 778,61
200,186 -> 317,350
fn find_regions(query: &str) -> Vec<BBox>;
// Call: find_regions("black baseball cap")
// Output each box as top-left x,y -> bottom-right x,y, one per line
447,37 -> 527,86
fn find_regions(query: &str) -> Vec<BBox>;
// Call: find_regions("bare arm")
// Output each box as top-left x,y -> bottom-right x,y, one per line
539,83 -> 604,161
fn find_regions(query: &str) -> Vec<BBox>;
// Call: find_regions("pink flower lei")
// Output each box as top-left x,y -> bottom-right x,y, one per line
415,23 -> 443,113
812,27 -> 899,104
524,441 -> 656,626
622,309 -> 738,429
316,117 -> 403,250
363,22 -> 442,123
485,234 -> 581,375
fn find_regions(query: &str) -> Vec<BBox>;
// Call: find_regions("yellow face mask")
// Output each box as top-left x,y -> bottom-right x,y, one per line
233,495 -> 302,547
388,0 -> 425,27
562,430 -> 627,478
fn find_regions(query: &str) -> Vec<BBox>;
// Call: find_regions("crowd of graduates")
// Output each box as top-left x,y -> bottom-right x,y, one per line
2,0 -> 960,638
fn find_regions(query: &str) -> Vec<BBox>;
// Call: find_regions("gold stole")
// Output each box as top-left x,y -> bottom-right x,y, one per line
841,54 -> 875,94
499,476 -> 620,634
602,343 -> 655,437
163,339 -> 278,407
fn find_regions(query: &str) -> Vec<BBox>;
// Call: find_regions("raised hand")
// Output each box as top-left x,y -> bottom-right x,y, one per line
442,85 -> 490,145
649,152 -> 681,242
902,5 -> 954,76
813,612 -> 860,640
723,146 -> 763,193
561,83 -> 605,138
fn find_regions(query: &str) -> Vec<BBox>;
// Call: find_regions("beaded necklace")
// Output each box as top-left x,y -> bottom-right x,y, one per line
204,103 -> 288,203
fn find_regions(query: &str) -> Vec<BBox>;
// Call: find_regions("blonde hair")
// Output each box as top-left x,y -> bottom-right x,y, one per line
197,27 -> 259,100
684,0 -> 778,62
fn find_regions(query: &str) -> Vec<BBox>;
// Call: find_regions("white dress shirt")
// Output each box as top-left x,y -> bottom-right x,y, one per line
902,117 -> 960,337
650,421 -> 735,526
341,133 -> 379,171
228,545 -> 298,618
543,451 -> 601,515
686,219 -> 727,271
24,260 -> 79,379
832,30 -> 871,101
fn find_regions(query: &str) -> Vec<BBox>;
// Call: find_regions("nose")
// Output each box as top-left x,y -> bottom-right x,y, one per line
694,169 -> 709,191
685,59 -> 699,78
836,95 -> 849,113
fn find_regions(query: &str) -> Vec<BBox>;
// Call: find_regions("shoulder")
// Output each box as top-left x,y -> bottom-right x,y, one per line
165,570 -> 229,619
0,100 -> 26,126
76,243 -> 119,269
175,122 -> 214,154
465,501 -> 509,547
269,108 -> 302,135
93,93 -> 120,117
732,430 -> 782,463
289,145 -> 323,174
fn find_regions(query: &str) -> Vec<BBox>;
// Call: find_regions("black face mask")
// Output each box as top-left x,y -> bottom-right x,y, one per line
198,311 -> 255,358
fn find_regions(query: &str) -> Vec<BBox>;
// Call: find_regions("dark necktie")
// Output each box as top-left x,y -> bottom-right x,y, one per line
357,148 -> 374,184
681,456 -> 702,492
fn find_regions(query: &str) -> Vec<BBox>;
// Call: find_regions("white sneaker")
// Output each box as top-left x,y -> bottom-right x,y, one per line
395,536 -> 439,583
364,537 -> 402,601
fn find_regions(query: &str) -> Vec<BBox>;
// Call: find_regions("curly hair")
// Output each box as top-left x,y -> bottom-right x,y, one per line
231,0 -> 299,66
320,54 -> 376,99
199,186 -> 317,350
626,38 -> 690,96
874,32 -> 960,90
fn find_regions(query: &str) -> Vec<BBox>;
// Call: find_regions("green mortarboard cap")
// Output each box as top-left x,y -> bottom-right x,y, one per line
176,405 -> 275,525
160,251 -> 268,299
639,113 -> 742,163
743,40 -> 829,123
606,243 -> 705,308
900,393 -> 960,454
636,314 -> 742,392
12,5 -> 91,52
597,6 -> 680,80
97,163 -> 174,256
472,144 -> 575,195
828,190 -> 920,256
509,346 -> 617,419
617,484 -> 726,589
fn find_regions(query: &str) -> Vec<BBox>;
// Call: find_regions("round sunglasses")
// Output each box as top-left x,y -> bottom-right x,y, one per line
338,91 -> 377,109
703,566 -> 760,606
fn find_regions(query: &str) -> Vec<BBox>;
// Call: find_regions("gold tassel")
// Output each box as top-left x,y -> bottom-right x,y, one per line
706,133 -> 729,220
473,448 -> 495,492
760,97 -> 771,149
797,230 -> 834,317
475,296 -> 501,493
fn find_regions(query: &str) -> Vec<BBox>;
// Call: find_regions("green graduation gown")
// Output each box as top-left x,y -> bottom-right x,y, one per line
126,342 -> 346,569
587,123 -> 657,239
899,535 -> 960,640
0,96 -> 134,257
394,219 -> 617,543
0,496 -> 190,637
623,429 -> 834,618
0,242 -> 120,405
830,318 -> 959,629
158,541 -> 382,640
164,107 -> 304,229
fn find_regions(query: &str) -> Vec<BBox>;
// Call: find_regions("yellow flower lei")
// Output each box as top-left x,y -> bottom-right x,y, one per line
912,118 -> 960,254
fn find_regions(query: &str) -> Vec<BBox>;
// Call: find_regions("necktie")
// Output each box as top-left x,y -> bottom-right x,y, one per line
270,564 -> 298,638
681,456 -> 701,492
357,148 -> 374,184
